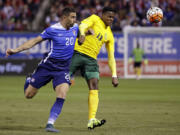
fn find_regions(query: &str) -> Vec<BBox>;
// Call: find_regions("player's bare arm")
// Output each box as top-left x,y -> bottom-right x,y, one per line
6,36 -> 43,56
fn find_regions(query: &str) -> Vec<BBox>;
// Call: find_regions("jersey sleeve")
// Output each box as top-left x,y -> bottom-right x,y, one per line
40,27 -> 52,40
79,14 -> 97,35
105,32 -> 117,77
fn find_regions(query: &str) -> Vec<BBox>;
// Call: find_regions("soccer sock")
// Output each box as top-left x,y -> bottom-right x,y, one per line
47,98 -> 65,125
137,68 -> 141,76
88,90 -> 99,120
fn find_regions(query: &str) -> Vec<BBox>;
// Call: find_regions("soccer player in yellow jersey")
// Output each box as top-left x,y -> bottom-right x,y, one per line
70,7 -> 119,130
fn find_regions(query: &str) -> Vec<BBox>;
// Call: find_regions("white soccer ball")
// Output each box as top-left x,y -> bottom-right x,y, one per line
146,7 -> 163,23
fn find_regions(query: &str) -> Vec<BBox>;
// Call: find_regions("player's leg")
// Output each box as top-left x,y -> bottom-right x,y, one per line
87,77 -> 99,120
134,67 -> 138,79
24,85 -> 38,99
24,67 -> 51,99
45,71 -> 70,132
86,77 -> 106,129
134,62 -> 139,79
69,51 -> 84,85
46,83 -> 69,133
137,67 -> 141,79
136,62 -> 142,80
84,58 -> 106,129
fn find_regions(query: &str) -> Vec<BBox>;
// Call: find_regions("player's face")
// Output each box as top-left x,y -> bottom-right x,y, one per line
102,11 -> 115,26
66,12 -> 76,28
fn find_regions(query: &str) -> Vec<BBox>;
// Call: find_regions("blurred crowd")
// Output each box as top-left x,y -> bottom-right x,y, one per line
0,0 -> 41,31
0,0 -> 180,31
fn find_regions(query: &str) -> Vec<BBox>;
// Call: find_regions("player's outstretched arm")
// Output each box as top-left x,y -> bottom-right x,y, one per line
6,36 -> 43,56
105,43 -> 119,87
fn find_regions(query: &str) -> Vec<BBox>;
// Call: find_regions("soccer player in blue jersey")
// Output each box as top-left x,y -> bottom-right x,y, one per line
6,8 -> 78,133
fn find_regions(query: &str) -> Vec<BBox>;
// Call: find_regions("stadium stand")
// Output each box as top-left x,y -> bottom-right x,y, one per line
0,0 -> 180,31
0,0 -> 41,31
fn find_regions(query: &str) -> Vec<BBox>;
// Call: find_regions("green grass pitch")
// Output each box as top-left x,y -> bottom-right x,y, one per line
0,76 -> 180,135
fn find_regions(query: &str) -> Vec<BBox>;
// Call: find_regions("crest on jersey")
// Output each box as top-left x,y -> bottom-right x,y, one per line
73,30 -> 76,36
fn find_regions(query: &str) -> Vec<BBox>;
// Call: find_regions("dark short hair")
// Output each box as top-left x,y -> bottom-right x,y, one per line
102,7 -> 116,14
62,7 -> 76,16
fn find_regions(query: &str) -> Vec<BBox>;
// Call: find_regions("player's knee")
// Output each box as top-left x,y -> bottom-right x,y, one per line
57,91 -> 67,99
25,91 -> 36,99
55,83 -> 69,99
25,93 -> 33,99
89,78 -> 98,89
92,83 -> 98,89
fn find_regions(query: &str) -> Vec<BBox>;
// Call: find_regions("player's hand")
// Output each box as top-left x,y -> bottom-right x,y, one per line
6,49 -> 16,57
112,77 -> 119,87
86,28 -> 94,35
78,35 -> 85,45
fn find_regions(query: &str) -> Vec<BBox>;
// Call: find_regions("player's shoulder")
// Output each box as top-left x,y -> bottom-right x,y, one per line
43,23 -> 65,33
50,22 -> 66,30
50,22 -> 78,30
90,14 -> 99,18
72,23 -> 78,28
89,14 -> 100,20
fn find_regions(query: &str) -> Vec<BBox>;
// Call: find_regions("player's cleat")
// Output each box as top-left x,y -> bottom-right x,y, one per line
87,118 -> 106,130
45,124 -> 59,133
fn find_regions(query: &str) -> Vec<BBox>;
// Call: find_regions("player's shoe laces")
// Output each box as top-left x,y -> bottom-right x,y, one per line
45,124 -> 59,133
87,118 -> 106,130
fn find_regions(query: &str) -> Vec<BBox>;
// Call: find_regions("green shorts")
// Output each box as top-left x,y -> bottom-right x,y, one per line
70,51 -> 99,80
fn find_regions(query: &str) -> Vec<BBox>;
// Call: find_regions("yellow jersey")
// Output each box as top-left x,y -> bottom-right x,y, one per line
75,14 -> 114,59
75,14 -> 117,77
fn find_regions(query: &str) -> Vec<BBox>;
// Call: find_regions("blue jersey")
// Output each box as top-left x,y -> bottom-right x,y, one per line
29,22 -> 79,88
40,22 -> 79,61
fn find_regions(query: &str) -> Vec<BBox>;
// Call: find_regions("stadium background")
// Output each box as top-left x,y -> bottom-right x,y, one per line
1,0 -> 180,77
0,0 -> 180,135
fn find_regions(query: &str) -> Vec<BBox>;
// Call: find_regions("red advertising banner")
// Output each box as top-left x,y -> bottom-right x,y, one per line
98,60 -> 124,77
128,61 -> 180,75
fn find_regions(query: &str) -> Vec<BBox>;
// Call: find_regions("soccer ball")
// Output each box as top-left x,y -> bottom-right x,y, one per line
146,7 -> 163,23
